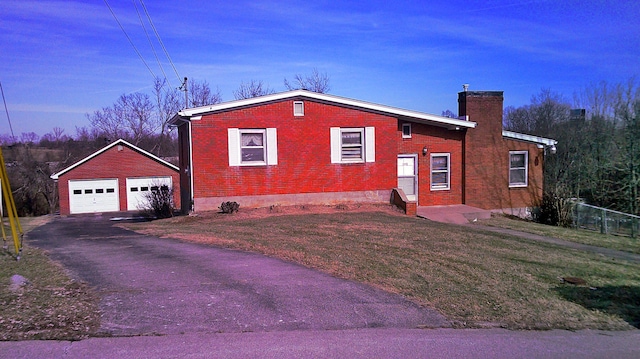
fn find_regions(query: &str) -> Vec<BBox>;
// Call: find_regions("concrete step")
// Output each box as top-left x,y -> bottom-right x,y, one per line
416,205 -> 492,225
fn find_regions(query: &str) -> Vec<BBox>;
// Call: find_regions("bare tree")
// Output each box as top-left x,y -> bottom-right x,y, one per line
441,109 -> 456,118
120,92 -> 158,145
86,105 -> 128,141
188,79 -> 222,107
6,145 -> 57,215
0,134 -> 16,145
233,80 -> 275,100
151,78 -> 182,154
503,105 -> 535,134
87,92 -> 159,146
529,89 -> 571,137
504,89 -> 570,137
284,68 -> 330,93
613,79 -> 640,215
20,132 -> 39,144
51,127 -> 66,142
74,126 -> 102,142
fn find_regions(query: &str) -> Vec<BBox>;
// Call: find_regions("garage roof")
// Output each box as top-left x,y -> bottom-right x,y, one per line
50,139 -> 179,180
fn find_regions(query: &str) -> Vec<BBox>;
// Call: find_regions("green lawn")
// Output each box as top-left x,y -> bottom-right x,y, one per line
477,214 -> 640,254
124,205 -> 640,330
0,217 -> 100,340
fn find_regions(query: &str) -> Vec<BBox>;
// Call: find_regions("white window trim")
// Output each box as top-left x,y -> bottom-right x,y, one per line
430,153 -> 450,191
509,151 -> 528,187
240,129 -> 266,165
293,101 -> 304,116
341,128 -> 365,162
330,127 -> 375,164
402,123 -> 412,138
228,128 -> 278,166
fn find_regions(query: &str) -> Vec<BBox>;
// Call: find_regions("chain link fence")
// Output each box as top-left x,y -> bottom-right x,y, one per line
574,203 -> 639,238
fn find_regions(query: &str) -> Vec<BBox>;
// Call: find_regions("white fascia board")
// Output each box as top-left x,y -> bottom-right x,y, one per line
502,130 -> 558,146
50,139 -> 179,180
176,90 -> 477,129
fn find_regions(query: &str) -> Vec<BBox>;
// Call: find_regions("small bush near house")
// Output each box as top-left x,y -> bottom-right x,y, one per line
143,184 -> 175,219
220,201 -> 240,214
532,190 -> 575,227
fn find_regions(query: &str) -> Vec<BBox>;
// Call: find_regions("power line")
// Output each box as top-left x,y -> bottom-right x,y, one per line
103,0 -> 156,80
139,0 -> 181,84
0,81 -> 16,142
132,0 -> 168,82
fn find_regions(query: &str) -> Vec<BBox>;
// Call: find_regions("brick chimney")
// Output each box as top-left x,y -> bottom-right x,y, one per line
458,90 -> 506,209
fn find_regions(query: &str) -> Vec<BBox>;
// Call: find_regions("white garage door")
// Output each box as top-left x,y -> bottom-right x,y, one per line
126,177 -> 172,211
68,179 -> 120,214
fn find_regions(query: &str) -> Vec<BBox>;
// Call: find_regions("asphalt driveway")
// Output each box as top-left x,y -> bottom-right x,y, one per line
27,214 -> 448,336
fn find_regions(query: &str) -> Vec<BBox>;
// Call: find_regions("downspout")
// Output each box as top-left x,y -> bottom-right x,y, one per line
462,128 -> 467,205
188,120 -> 195,212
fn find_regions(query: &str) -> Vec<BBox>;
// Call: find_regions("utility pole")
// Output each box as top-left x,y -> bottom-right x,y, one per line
0,81 -> 16,142
179,77 -> 188,109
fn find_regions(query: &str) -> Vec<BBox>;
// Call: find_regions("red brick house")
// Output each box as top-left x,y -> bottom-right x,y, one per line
51,139 -> 180,215
169,89 -> 555,215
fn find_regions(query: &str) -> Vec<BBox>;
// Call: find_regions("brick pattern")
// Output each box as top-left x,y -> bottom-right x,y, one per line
391,188 -> 417,215
397,122 -> 465,206
189,100 -> 397,210
57,145 -> 180,215
181,93 -> 547,213
459,91 -> 544,210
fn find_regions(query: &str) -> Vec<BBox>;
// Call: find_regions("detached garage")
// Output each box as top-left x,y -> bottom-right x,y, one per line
51,139 -> 180,215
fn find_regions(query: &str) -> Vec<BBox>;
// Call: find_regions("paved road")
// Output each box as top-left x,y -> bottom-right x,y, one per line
27,214 -> 448,336
2,328 -> 639,358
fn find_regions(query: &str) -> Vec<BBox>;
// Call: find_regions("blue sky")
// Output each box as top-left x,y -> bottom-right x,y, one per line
1,0 -> 638,137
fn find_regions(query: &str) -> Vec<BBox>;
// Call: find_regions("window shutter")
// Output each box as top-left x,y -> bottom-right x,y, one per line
266,128 -> 278,165
365,127 -> 375,162
228,128 -> 240,166
330,127 -> 341,163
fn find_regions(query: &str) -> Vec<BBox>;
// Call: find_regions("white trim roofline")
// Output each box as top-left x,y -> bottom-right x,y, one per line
502,130 -> 557,146
50,139 -> 179,180
170,89 -> 477,130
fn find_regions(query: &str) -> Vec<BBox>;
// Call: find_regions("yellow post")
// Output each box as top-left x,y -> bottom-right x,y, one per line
0,146 -> 22,257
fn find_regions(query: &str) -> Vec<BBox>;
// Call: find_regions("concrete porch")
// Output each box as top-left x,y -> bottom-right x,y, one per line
417,205 -> 492,225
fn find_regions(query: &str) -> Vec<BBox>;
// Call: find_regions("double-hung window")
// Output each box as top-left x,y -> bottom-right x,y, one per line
341,129 -> 364,161
509,151 -> 528,187
330,127 -> 376,163
240,130 -> 266,163
430,153 -> 450,190
228,128 -> 278,166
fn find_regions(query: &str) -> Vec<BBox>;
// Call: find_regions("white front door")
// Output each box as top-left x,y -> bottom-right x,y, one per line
68,179 -> 119,214
398,155 -> 417,202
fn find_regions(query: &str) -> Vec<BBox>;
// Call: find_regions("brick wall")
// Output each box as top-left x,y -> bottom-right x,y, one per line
459,91 -> 544,210
190,99 -> 397,211
57,145 -> 180,215
397,122 -> 465,206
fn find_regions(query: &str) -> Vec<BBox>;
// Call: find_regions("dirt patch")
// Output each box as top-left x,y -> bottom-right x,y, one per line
177,203 -> 405,222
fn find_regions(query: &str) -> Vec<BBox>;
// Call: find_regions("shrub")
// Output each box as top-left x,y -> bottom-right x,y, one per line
143,184 -> 175,219
532,189 -> 574,227
220,201 -> 240,214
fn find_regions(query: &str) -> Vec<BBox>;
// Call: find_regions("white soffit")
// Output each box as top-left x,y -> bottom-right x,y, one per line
503,130 -> 557,146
